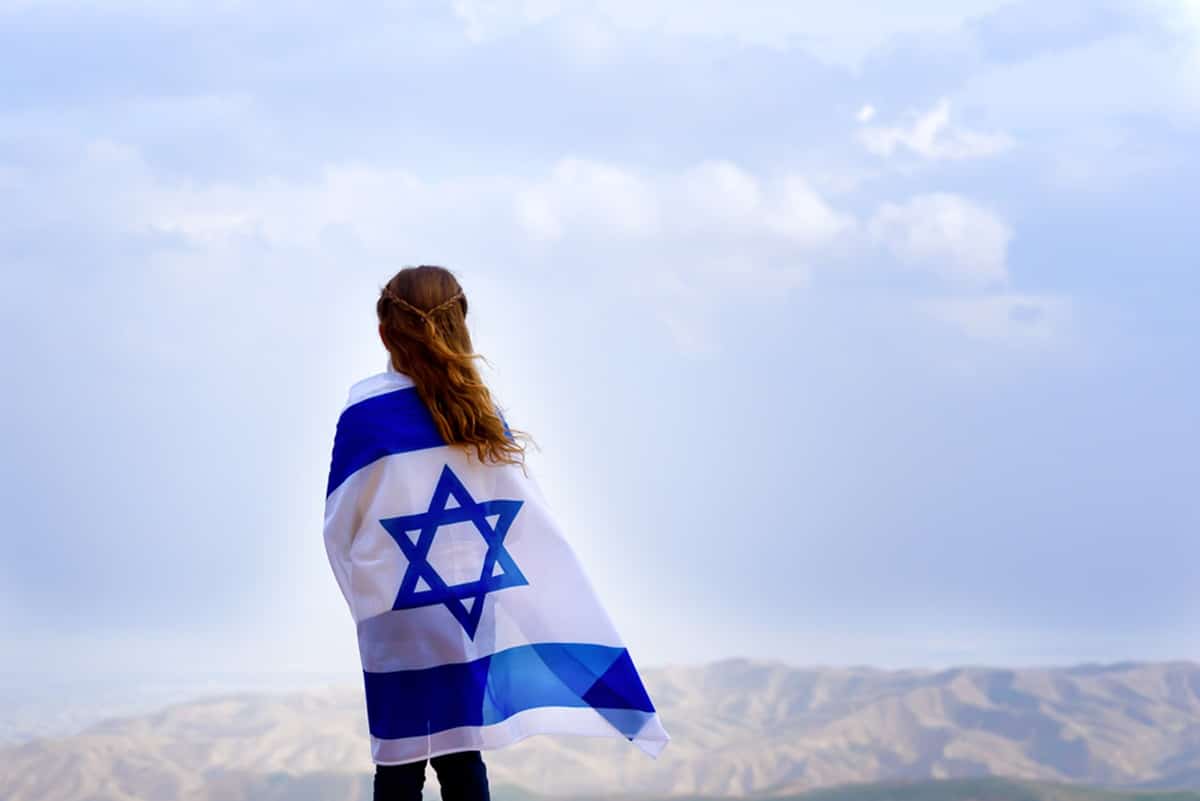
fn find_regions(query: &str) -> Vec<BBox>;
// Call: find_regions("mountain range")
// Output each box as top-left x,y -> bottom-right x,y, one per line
2,659 -> 1199,799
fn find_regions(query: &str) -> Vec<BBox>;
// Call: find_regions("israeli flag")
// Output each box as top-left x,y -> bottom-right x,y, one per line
323,362 -> 671,764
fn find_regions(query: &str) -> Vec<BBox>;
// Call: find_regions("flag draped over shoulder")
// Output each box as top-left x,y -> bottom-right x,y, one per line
323,362 -> 670,765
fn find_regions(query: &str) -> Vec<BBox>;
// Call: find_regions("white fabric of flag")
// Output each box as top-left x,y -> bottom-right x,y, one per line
323,362 -> 671,765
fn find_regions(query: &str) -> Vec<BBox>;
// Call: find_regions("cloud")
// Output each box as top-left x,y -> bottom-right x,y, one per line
126,154 -> 853,278
452,0 -> 560,43
514,158 -> 660,241
4,0 -> 1199,680
449,0 -> 1014,67
513,160 -> 852,349
1145,0 -> 1200,59
858,98 -> 1015,161
869,193 -> 1012,286
1039,125 -> 1173,192
955,30 -> 1200,129
11,133 -> 1053,354
919,293 -> 1072,343
760,174 -> 856,245
31,143 -> 850,352
73,147 -> 851,261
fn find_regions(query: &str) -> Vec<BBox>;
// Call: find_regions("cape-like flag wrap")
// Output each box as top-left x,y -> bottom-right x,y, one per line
323,362 -> 670,764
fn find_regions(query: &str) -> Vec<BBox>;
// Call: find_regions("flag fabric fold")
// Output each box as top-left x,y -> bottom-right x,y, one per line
323,362 -> 670,764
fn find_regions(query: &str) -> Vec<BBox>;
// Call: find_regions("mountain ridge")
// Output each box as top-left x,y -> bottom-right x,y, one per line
3,659 -> 1200,799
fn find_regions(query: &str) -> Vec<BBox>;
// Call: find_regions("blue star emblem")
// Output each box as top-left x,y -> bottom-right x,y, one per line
379,464 -> 528,638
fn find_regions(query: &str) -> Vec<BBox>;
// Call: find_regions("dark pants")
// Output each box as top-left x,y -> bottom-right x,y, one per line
373,749 -> 490,801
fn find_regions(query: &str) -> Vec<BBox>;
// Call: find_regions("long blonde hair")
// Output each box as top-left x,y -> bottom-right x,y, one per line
376,265 -> 532,469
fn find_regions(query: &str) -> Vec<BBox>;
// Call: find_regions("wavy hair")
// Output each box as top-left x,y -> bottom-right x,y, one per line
376,265 -> 533,470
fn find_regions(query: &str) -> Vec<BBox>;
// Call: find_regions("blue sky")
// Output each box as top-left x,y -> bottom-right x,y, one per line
0,0 -> 1197,679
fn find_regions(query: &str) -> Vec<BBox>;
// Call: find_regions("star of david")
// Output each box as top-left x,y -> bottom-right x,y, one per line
378,463 -> 528,639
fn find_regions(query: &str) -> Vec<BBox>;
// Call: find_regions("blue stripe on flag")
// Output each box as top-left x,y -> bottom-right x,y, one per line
326,388 -> 445,497
362,643 -> 656,740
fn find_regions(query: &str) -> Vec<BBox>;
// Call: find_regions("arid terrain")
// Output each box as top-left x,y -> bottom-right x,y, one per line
2,659 -> 1199,800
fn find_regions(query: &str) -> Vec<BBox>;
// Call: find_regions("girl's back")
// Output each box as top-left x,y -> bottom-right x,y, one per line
322,266 -> 668,797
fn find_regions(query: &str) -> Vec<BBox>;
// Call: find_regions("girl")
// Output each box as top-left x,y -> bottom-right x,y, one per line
323,266 -> 668,801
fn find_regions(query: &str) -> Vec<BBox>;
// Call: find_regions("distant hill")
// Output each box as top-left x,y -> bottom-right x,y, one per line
62,774 -> 1200,801
2,659 -> 1199,799
791,777 -> 1200,801
529,777 -> 1200,801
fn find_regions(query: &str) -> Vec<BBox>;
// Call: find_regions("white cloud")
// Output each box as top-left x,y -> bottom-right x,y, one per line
676,161 -> 764,226
919,293 -> 1071,344
761,175 -> 855,245
451,0 -> 562,43
956,32 -> 1200,129
859,98 -> 1015,161
56,145 -> 850,351
503,159 -> 852,351
856,104 -> 877,123
1145,0 -> 1200,62
117,153 -> 851,264
514,157 -> 854,250
16,135 -> 1064,353
869,193 -> 1012,286
449,0 -> 1012,67
514,158 -> 660,241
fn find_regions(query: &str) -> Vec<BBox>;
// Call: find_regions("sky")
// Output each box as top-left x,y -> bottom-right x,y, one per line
0,0 -> 1197,681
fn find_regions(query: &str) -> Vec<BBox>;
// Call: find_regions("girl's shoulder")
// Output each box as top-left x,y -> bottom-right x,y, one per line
344,368 -> 415,410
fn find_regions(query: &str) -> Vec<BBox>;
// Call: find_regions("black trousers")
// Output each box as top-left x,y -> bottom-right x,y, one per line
373,749 -> 490,801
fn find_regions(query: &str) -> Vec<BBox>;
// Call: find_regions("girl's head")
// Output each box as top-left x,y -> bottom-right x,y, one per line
376,265 -> 529,468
